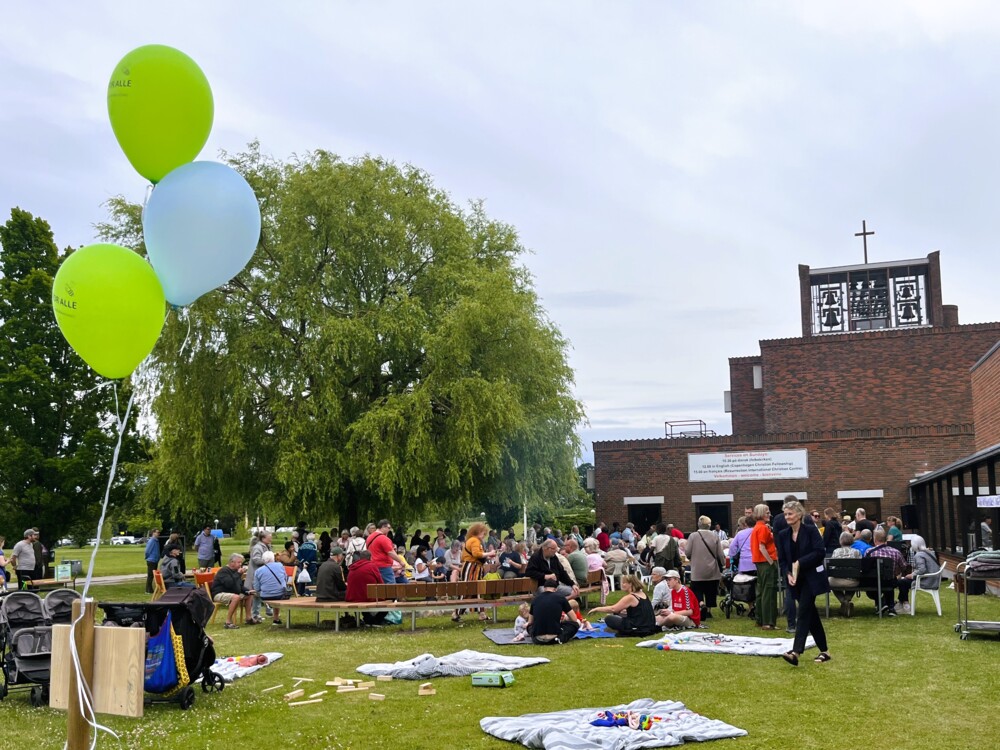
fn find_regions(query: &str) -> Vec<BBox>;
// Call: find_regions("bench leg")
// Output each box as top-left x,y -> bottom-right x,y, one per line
316,611 -> 320,628
286,611 -> 291,629
411,612 -> 416,632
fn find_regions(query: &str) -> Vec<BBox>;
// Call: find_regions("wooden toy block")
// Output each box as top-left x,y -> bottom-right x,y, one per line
261,684 -> 284,694
283,689 -> 305,701
288,698 -> 324,707
369,693 -> 386,701
358,681 -> 375,689
308,690 -> 328,699
376,675 -> 393,682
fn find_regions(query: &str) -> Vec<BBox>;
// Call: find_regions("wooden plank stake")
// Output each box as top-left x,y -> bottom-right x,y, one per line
291,677 -> 314,682
308,690 -> 328,699
288,698 -> 324,707
261,684 -> 284,694
67,599 -> 96,750
283,688 -> 306,701
336,686 -> 369,693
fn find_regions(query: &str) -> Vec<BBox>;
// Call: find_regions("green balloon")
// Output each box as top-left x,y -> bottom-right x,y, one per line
107,45 -> 213,183
52,244 -> 166,379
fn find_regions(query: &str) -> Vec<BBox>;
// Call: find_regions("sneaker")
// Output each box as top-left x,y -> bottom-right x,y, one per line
894,601 -> 905,613
271,618 -> 282,625
785,626 -> 796,633
224,623 -> 240,630
901,603 -> 911,614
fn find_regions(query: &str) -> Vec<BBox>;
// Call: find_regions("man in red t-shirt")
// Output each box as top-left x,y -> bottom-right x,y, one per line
366,519 -> 407,584
655,569 -> 701,629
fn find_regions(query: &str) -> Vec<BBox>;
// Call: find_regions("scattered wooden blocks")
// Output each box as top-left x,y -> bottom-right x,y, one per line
261,684 -> 284,694
368,693 -> 386,701
283,689 -> 305,701
376,675 -> 393,682
418,682 -> 436,696
308,690 -> 328,699
288,698 -> 324,707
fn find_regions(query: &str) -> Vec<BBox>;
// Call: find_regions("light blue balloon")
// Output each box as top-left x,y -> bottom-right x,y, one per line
143,161 -> 261,307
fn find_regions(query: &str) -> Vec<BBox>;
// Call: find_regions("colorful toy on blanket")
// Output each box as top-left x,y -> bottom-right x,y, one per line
590,709 -> 664,730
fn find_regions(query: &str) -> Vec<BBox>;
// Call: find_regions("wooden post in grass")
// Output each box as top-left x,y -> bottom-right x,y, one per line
67,598 -> 96,750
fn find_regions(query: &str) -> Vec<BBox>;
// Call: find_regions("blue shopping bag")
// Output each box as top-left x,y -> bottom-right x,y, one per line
144,611 -> 178,693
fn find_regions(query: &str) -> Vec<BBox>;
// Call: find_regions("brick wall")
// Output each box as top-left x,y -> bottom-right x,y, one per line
972,341 -> 1000,451
757,324 -> 1000,433
594,426 -> 974,533
728,356 -> 764,435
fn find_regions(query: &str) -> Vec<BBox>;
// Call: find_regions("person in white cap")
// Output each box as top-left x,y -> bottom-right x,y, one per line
656,570 -> 701,630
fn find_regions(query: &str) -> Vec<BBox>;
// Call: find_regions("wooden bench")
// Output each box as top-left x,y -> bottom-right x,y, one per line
280,570 -> 604,631
824,556 -> 897,619
18,577 -> 77,592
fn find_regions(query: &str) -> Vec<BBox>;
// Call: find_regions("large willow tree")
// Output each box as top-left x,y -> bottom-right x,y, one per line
102,144 -> 584,527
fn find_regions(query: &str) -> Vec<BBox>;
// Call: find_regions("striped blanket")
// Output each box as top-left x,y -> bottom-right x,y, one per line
636,632 -> 815,656
356,649 -> 549,680
202,652 -> 283,683
481,698 -> 746,749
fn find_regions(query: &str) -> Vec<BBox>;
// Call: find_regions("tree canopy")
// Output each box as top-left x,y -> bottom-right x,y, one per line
104,144 -> 584,527
0,208 -> 141,547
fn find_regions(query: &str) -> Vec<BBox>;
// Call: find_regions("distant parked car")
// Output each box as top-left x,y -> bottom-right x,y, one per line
56,538 -> 74,547
110,536 -> 136,545
88,538 -> 100,546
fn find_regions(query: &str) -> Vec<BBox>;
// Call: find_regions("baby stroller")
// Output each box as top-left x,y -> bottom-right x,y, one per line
719,571 -> 756,619
43,589 -> 81,625
0,591 -> 52,706
99,587 -> 222,710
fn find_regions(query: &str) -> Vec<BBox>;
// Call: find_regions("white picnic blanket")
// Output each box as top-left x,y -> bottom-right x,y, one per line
205,652 -> 283,682
356,649 -> 549,680
636,632 -> 816,656
481,698 -> 747,749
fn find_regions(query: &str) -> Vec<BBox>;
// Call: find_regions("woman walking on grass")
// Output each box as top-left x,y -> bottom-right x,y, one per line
777,499 -> 831,666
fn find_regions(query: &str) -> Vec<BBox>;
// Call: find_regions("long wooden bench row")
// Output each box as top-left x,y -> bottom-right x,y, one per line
281,570 -> 605,631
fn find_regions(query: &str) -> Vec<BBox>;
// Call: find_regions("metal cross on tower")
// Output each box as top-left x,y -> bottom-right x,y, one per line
855,220 -> 874,264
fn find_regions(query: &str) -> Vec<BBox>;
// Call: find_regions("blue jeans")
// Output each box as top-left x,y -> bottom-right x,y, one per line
166,581 -> 195,589
379,566 -> 395,584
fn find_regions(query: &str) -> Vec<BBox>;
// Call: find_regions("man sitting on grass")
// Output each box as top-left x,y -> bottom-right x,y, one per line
211,553 -> 254,628
528,578 -> 580,645
655,569 -> 701,630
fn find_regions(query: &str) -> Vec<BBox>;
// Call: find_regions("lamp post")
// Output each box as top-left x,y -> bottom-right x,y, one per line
214,518 -> 219,530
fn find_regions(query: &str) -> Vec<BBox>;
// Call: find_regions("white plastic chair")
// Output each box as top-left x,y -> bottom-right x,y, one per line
910,565 -> 946,616
606,562 -> 627,592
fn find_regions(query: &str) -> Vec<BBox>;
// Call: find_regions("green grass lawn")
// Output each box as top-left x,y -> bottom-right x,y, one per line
5,576 -> 1000,749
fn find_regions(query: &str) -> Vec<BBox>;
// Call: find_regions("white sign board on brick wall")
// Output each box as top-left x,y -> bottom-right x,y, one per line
977,495 -> 1000,508
688,449 -> 809,482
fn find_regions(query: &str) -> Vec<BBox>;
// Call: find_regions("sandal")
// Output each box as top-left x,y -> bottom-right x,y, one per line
782,651 -> 799,667
224,623 -> 240,630
814,652 -> 832,663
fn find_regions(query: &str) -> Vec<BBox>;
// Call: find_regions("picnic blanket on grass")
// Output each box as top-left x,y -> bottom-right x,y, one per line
202,652 -> 283,683
636,632 -> 816,656
481,698 -> 747,749
484,622 -> 618,645
356,649 -> 548,679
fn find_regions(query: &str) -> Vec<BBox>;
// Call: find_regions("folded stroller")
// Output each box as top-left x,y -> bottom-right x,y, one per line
99,587 -> 221,710
0,591 -> 52,706
719,571 -> 756,620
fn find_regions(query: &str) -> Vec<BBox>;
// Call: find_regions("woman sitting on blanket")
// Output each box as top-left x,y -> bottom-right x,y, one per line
588,574 -> 658,637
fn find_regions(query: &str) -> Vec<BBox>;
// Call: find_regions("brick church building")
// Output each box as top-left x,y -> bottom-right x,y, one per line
594,250 -> 1000,554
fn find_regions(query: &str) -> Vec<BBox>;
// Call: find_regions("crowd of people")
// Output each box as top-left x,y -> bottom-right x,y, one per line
131,505 -> 944,650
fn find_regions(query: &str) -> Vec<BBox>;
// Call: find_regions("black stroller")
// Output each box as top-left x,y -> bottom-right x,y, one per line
719,571 -> 756,619
99,587 -> 222,710
0,591 -> 52,706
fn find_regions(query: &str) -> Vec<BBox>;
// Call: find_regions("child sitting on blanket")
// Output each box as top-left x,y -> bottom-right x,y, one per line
512,603 -> 530,641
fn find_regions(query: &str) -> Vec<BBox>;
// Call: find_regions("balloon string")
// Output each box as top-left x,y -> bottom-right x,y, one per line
65,385 -> 136,749
178,308 -> 192,356
143,183 -> 153,208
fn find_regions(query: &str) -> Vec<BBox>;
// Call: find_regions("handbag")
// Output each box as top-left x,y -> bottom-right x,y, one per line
145,611 -> 179,693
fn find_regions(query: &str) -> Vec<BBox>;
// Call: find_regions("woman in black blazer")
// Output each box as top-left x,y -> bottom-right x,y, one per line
777,500 -> 831,665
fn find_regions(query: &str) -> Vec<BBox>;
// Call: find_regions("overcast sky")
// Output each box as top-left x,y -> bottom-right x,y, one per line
4,1 -> 1000,462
